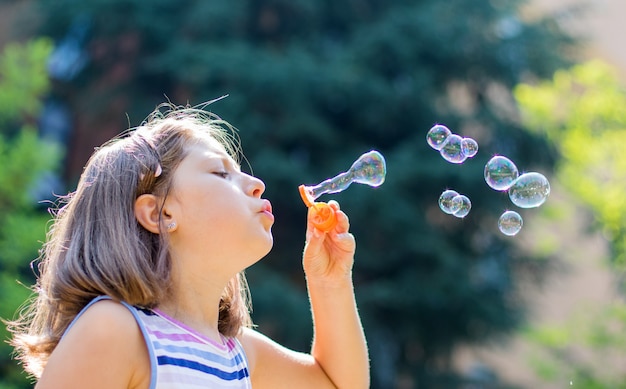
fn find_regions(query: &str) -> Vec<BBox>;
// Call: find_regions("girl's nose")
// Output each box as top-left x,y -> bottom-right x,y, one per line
246,174 -> 265,198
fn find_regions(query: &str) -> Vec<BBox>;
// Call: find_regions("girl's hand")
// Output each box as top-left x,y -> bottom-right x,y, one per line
302,200 -> 356,285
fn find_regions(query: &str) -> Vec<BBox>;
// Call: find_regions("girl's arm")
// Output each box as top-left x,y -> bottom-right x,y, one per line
35,300 -> 150,389
241,200 -> 370,389
303,200 -> 370,388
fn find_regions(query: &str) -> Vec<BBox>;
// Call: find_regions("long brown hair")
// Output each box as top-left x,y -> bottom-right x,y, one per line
8,103 -> 253,378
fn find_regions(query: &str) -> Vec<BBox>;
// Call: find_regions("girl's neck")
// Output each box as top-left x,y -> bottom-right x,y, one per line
157,272 -> 226,343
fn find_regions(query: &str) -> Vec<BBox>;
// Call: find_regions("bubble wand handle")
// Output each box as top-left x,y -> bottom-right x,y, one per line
299,150 -> 386,232
298,185 -> 338,231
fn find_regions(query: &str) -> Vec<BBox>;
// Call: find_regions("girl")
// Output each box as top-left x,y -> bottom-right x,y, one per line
9,103 -> 370,388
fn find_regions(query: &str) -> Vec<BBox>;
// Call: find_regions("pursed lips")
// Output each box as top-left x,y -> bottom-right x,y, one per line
260,199 -> 273,217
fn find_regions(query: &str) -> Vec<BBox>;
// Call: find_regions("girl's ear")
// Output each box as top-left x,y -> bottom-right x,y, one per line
135,194 -> 161,234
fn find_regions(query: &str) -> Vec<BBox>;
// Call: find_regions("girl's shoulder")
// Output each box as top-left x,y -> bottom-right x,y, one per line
63,297 -> 145,349
72,297 -> 144,334
37,298 -> 151,389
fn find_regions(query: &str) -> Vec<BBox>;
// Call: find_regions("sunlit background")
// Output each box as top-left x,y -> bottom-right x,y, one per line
1,1 -> 625,388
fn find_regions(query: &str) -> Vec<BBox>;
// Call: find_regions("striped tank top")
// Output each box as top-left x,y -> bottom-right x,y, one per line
70,296 -> 252,389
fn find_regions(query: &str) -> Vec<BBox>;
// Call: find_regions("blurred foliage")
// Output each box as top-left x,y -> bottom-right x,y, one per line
0,38 -> 60,389
0,39 -> 52,126
522,301 -> 626,388
5,0 -> 580,387
515,60 -> 626,387
515,60 -> 626,267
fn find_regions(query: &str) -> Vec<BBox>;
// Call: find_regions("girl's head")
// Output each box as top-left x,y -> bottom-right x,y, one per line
10,102 -> 257,377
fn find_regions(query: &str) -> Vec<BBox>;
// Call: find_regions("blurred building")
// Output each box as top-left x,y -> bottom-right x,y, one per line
528,0 -> 626,79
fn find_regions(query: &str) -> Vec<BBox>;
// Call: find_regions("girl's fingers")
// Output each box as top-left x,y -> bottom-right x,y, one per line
324,200 -> 349,234
304,228 -> 325,258
328,200 -> 340,211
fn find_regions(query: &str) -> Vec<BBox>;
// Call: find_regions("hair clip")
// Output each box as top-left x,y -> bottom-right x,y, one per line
139,164 -> 162,181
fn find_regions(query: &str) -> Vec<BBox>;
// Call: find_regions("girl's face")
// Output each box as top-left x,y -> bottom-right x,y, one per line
163,135 -> 274,274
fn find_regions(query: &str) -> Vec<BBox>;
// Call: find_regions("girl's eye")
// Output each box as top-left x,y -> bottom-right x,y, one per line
213,171 -> 229,178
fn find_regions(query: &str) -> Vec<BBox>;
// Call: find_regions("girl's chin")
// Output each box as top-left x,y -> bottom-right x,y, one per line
247,240 -> 274,266
259,242 -> 274,260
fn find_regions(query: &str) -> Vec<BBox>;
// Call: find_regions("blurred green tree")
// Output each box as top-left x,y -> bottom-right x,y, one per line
0,38 -> 60,389
18,0 -> 578,386
516,60 -> 626,268
515,60 -> 626,387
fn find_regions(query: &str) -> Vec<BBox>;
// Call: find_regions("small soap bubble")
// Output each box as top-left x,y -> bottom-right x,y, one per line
498,210 -> 523,236
508,172 -> 550,208
440,134 -> 468,164
452,194 -> 471,218
484,156 -> 519,191
439,189 -> 461,214
461,137 -> 479,158
427,124 -> 452,150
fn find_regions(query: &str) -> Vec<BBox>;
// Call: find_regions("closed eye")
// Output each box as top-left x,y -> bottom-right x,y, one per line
213,171 -> 229,178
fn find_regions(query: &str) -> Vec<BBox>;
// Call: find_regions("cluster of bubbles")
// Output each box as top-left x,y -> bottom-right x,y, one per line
484,155 -> 550,236
427,125 -> 477,220
427,124 -> 551,236
427,124 -> 478,164
438,189 -> 471,218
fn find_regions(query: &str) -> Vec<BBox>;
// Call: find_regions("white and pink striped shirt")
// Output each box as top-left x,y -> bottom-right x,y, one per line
69,296 -> 252,389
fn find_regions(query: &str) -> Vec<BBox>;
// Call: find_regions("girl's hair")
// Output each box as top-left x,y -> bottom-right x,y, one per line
8,102 -> 253,378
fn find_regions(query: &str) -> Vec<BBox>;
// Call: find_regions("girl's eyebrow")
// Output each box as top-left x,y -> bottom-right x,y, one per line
225,156 -> 242,172
203,151 -> 241,172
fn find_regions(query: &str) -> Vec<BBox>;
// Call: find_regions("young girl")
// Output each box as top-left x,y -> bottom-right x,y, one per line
9,103 -> 370,388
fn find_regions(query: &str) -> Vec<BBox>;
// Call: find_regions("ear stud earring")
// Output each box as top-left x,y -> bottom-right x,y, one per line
166,222 -> 177,231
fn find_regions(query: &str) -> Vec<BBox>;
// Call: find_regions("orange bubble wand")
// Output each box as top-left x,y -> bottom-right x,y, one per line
298,150 -> 386,231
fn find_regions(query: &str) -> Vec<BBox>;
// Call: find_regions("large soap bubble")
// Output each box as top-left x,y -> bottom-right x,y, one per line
508,172 -> 550,208
299,150 -> 386,204
298,150 -> 387,232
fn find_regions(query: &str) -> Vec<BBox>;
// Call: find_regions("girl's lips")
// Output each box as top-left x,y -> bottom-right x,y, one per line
261,199 -> 272,214
261,200 -> 274,225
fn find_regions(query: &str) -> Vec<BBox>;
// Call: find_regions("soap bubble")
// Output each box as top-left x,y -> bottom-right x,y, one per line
498,210 -> 523,236
508,172 -> 550,208
452,194 -> 471,218
298,150 -> 387,232
461,137 -> 479,158
484,156 -> 519,191
439,190 -> 461,214
427,124 -> 451,150
440,134 -> 467,164
300,150 -> 386,203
